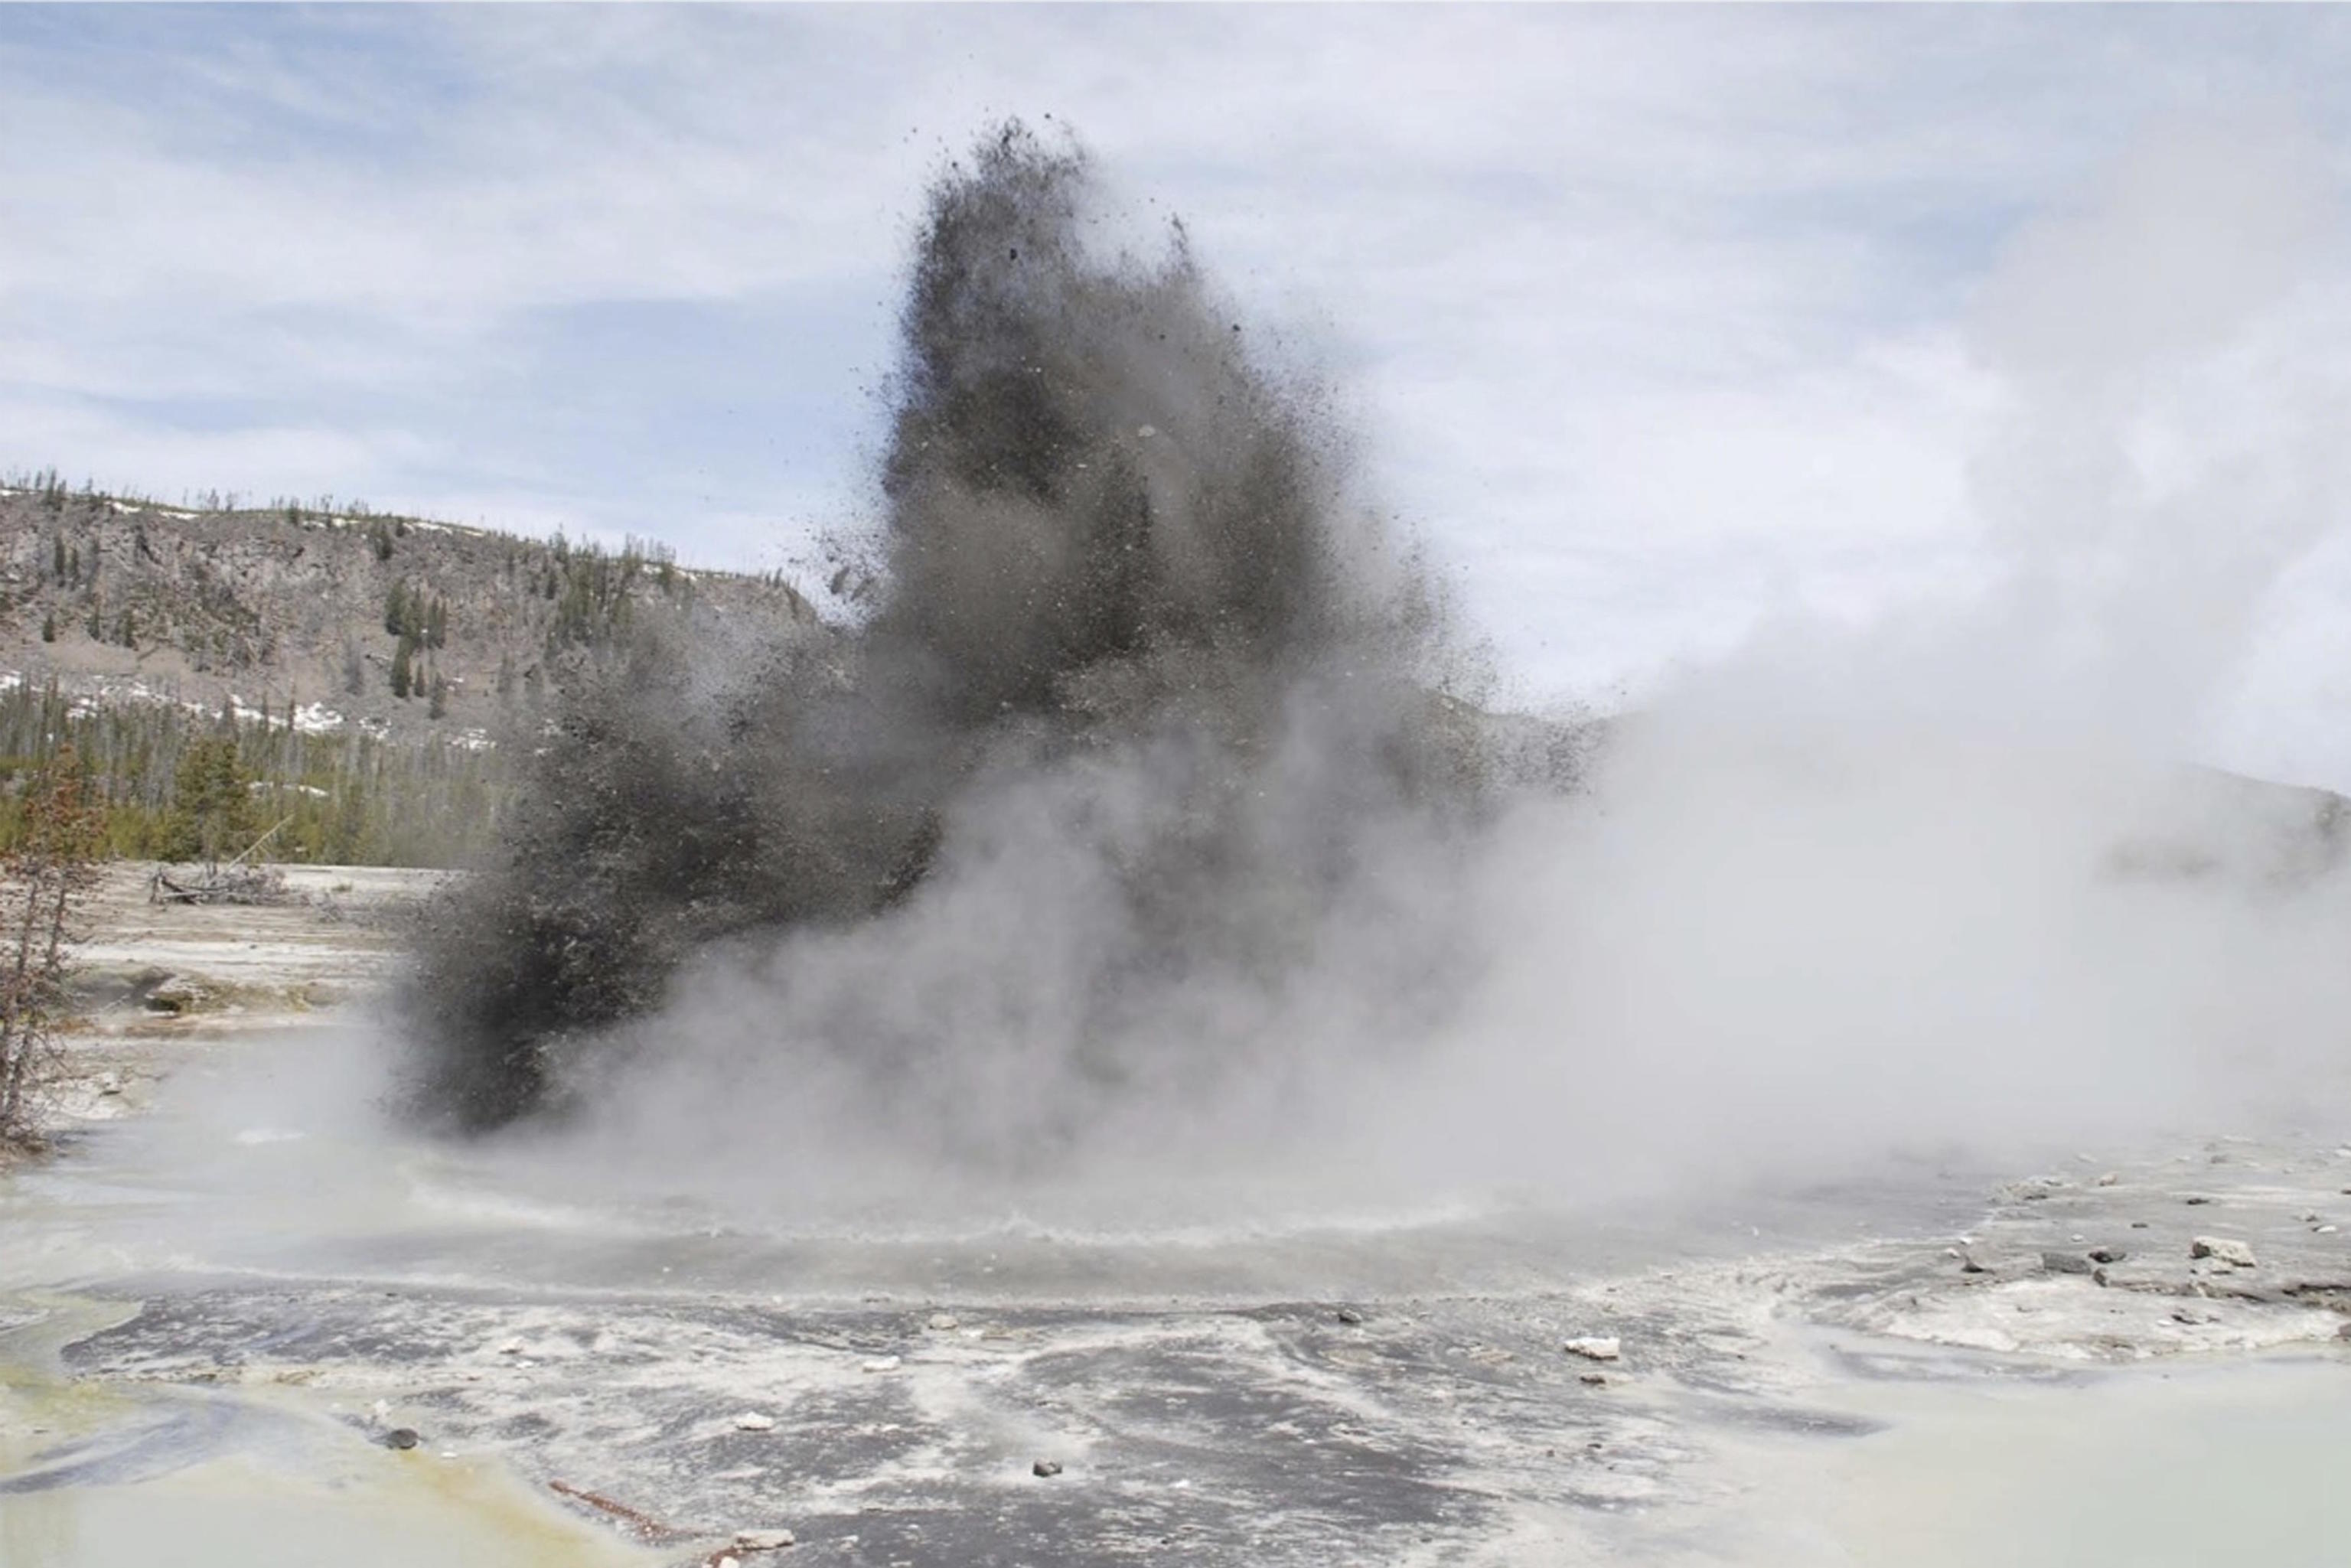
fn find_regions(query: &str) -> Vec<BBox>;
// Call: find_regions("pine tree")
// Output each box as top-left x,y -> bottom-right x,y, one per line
383,581 -> 408,637
161,738 -> 255,864
390,635 -> 415,699
40,614 -> 55,644
51,537 -> 64,579
426,598 -> 447,650
0,742 -> 103,1146
428,672 -> 448,719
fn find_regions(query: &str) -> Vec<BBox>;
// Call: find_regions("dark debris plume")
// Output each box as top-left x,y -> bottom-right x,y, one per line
396,123 -> 1519,1143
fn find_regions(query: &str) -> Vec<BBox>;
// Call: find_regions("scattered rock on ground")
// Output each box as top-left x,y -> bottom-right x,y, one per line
1334,1306 -> 1365,1325
142,975 -> 209,1014
2086,1247 -> 2128,1264
861,1355 -> 902,1374
734,1528 -> 796,1550
2190,1236 -> 2257,1268
927,1312 -> 959,1332
734,1412 -> 775,1433
1032,1460 -> 1063,1478
2040,1251 -> 2094,1276
1563,1336 -> 1621,1361
380,1427 -> 420,1450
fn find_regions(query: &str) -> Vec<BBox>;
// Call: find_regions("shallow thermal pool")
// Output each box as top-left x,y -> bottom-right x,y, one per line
1700,1351 -> 2351,1568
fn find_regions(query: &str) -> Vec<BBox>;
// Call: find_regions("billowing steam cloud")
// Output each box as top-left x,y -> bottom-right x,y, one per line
399,125 -> 1504,1153
404,116 -> 2351,1219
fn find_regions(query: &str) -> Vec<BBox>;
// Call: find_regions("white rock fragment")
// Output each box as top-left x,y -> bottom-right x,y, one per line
861,1355 -> 902,1374
735,1527 -> 796,1550
1563,1336 -> 1621,1362
2095,1172 -> 2119,1187
734,1412 -> 776,1433
927,1313 -> 960,1332
2190,1236 -> 2257,1268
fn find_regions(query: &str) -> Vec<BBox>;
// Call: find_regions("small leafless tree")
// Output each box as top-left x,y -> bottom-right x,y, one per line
0,746 -> 103,1150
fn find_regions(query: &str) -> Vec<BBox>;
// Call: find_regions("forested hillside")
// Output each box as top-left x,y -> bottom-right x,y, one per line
0,471 -> 818,865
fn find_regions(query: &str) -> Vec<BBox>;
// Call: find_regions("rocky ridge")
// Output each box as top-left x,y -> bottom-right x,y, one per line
0,481 -> 814,742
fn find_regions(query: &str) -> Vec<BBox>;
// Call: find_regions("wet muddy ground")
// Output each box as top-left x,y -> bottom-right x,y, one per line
8,1055 -> 2351,1566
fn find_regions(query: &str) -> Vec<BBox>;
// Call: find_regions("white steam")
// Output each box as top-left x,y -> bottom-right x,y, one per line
547,119 -> 2351,1225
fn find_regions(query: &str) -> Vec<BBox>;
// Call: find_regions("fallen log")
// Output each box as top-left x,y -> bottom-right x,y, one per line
548,1478 -> 688,1542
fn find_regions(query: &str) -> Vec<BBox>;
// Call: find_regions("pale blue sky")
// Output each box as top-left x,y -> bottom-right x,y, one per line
10,5 -> 2351,780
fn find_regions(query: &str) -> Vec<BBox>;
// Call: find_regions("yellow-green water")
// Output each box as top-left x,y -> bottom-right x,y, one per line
2,1450 -> 654,1568
1704,1352 -> 2351,1567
